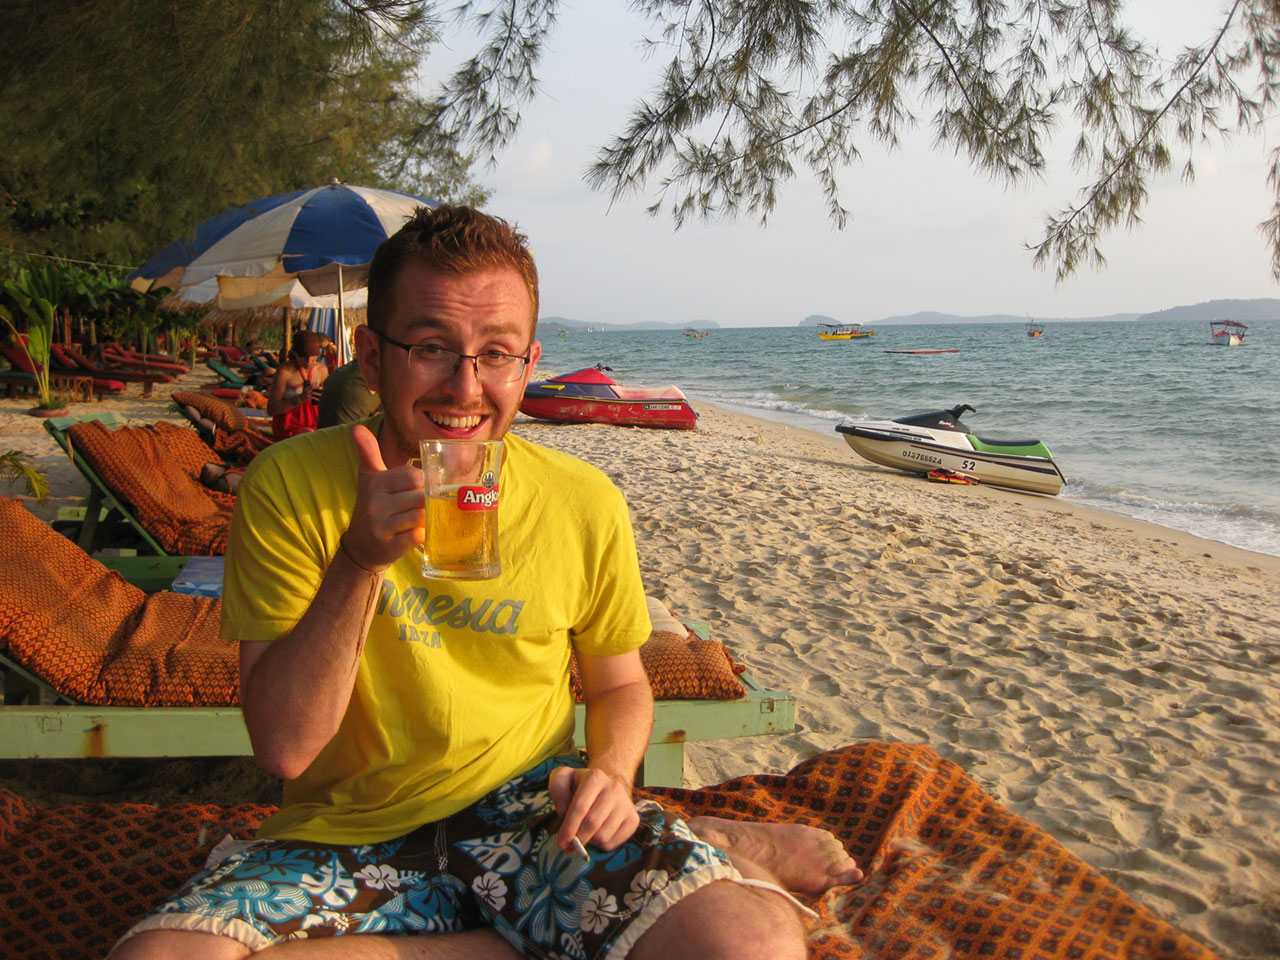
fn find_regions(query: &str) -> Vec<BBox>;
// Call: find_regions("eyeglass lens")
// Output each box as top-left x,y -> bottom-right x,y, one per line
413,345 -> 525,383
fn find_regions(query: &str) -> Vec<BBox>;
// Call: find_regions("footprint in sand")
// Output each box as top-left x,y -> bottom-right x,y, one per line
804,674 -> 842,696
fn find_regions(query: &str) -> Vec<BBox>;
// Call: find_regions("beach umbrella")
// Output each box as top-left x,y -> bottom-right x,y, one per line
175,277 -> 369,311
129,181 -> 436,362
174,278 -> 370,362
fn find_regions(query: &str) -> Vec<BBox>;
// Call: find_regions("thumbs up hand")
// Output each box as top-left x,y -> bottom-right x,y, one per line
342,424 -> 425,572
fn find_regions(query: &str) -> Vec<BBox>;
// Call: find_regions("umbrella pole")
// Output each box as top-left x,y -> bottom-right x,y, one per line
337,263 -> 347,366
283,307 -> 291,357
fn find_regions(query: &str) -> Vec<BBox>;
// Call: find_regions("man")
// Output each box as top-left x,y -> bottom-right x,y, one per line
111,206 -> 858,959
317,356 -> 380,428
266,330 -> 329,439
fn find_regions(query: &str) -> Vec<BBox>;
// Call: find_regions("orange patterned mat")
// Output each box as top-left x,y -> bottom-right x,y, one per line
66,419 -> 234,554
0,743 -> 1213,959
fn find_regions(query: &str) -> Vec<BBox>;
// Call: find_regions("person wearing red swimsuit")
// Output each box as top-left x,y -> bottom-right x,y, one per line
267,331 -> 330,439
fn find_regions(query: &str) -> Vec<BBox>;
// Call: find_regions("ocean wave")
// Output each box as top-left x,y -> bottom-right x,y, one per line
691,391 -> 854,424
1060,483 -> 1280,557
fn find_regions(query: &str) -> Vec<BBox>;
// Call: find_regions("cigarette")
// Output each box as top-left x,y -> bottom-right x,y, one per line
569,837 -> 589,859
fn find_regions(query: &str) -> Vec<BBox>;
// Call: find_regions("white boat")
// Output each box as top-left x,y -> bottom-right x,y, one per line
1209,319 -> 1247,346
835,404 -> 1066,495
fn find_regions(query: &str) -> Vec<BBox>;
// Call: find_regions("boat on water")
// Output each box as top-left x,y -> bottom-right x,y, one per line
835,403 -> 1066,495
1209,319 -> 1247,346
520,366 -> 698,430
683,326 -> 709,339
817,322 -> 875,340
1026,319 -> 1045,338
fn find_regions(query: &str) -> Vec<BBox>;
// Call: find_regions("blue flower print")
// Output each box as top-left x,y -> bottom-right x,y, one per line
512,836 -> 592,946
173,878 -> 312,925
351,837 -> 407,864
300,858 -> 359,908
455,830 -> 533,875
545,929 -> 588,960
479,778 -> 552,829
477,754 -> 583,829
351,875 -> 468,934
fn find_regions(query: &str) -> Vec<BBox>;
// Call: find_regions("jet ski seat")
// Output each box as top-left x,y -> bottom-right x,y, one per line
968,435 -> 1054,459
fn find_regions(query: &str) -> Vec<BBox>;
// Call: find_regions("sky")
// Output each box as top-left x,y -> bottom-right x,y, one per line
423,2 -> 1280,328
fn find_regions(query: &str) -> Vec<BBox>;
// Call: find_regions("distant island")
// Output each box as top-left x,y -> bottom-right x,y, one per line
871,310 -> 1141,325
796,298 -> 1280,326
539,298 -> 1279,331
539,316 -> 723,333
1133,298 -> 1280,323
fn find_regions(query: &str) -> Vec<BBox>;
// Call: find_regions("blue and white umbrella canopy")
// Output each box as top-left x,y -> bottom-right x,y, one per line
129,182 -> 437,298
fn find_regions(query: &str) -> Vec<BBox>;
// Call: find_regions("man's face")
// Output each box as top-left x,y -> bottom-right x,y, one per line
356,262 -> 541,465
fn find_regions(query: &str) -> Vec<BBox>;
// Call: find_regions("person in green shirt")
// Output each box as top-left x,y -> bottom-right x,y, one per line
317,357 -> 381,428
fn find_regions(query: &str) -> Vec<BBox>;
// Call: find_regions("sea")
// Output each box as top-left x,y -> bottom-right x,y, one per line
535,318 -> 1280,559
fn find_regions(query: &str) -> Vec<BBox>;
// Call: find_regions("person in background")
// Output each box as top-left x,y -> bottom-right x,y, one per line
266,330 -> 329,439
316,356 -> 380,428
319,333 -> 338,370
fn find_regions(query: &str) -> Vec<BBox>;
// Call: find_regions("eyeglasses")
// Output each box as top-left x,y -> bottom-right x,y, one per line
371,328 -> 531,383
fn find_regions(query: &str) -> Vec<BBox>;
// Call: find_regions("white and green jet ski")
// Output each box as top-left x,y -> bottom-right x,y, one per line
835,404 -> 1066,495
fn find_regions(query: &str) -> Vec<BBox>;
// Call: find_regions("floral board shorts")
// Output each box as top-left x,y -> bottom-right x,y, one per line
118,755 -> 741,958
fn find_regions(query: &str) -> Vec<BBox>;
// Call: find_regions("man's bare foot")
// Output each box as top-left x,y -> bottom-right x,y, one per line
688,816 -> 864,894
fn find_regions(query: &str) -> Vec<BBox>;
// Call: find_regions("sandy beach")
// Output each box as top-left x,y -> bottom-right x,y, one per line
2,372 -> 1278,959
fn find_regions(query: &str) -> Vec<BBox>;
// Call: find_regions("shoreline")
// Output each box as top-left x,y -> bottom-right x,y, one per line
2,383 -> 1278,958
701,395 -> 1280,565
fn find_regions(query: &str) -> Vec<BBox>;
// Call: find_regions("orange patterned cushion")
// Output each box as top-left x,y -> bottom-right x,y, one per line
569,629 -> 745,701
171,391 -> 273,466
0,497 -> 237,706
171,391 -> 247,431
66,420 -> 233,555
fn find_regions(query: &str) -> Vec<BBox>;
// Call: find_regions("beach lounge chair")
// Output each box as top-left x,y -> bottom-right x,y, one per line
205,356 -> 252,388
0,369 -> 38,397
1,343 -> 126,400
0,495 -> 794,788
50,344 -> 174,398
170,391 -> 274,466
101,345 -> 189,375
43,414 -> 234,555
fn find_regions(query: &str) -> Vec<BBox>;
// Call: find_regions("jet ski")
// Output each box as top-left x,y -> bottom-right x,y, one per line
835,404 -> 1066,495
520,366 -> 698,430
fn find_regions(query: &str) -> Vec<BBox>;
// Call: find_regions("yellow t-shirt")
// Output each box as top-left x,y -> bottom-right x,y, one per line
220,419 -> 651,843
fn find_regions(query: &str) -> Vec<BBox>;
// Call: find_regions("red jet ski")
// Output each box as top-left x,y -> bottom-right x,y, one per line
521,366 -> 698,430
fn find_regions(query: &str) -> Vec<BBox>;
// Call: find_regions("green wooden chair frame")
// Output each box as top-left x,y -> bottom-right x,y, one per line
205,357 -> 250,388
0,656 -> 793,788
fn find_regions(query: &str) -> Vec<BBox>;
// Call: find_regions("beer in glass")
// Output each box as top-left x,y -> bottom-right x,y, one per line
419,439 -> 504,580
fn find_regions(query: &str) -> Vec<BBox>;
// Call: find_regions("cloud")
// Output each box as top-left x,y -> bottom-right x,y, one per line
490,137 -> 588,200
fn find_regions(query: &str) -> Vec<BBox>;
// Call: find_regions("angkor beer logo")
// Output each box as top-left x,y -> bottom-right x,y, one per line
457,484 -> 499,511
